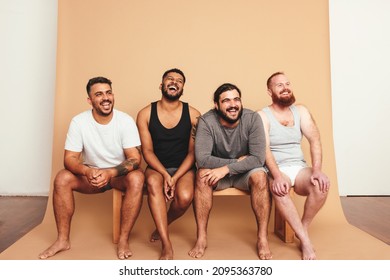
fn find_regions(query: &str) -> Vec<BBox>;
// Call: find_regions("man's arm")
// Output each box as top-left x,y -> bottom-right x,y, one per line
113,146 -> 142,176
297,105 -> 330,191
258,111 -> 291,196
97,146 -> 142,189
136,106 -> 168,176
226,112 -> 266,175
137,105 -> 181,200
64,149 -> 104,187
194,116 -> 237,169
170,106 -> 201,183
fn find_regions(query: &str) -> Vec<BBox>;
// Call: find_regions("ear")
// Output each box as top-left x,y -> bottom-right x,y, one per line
214,102 -> 218,110
267,88 -> 273,97
87,96 -> 92,105
159,83 -> 162,90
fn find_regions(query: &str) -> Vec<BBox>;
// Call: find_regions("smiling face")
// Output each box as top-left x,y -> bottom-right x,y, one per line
267,73 -> 296,107
87,82 -> 114,119
160,72 -> 185,101
215,89 -> 243,127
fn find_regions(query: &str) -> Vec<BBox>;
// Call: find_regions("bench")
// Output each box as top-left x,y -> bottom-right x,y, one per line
112,187 -> 295,244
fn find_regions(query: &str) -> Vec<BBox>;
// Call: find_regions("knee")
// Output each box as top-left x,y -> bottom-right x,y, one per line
312,185 -> 329,200
175,188 -> 194,208
145,175 -> 162,195
124,170 -> 145,192
249,171 -> 268,191
195,169 -> 209,189
53,169 -> 75,190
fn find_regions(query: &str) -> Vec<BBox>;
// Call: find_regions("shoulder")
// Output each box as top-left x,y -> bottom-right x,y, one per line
256,109 -> 269,125
294,104 -> 310,115
71,110 -> 92,123
293,104 -> 316,128
188,105 -> 201,121
137,103 -> 152,120
242,108 -> 260,121
200,109 -> 215,120
113,110 -> 137,126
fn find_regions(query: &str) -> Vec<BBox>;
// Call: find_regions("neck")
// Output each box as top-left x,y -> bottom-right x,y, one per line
270,103 -> 290,113
218,116 -> 240,129
92,109 -> 113,125
159,98 -> 181,111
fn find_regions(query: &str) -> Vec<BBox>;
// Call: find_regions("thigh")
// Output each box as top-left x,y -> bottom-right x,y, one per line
55,169 -> 104,194
233,167 -> 266,191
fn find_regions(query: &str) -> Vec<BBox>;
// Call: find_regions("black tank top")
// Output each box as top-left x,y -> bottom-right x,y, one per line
149,101 -> 192,168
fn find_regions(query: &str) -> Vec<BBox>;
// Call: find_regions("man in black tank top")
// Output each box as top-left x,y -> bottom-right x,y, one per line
136,68 -> 201,260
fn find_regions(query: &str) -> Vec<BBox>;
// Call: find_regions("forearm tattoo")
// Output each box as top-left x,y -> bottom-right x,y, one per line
114,158 -> 140,176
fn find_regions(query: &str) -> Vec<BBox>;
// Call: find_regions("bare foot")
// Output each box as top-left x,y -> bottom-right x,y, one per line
160,243 -> 174,260
38,239 -> 71,259
301,243 -> 316,260
150,230 -> 160,242
117,239 -> 133,260
257,239 -> 272,260
188,238 -> 207,258
298,237 -> 316,260
297,229 -> 316,260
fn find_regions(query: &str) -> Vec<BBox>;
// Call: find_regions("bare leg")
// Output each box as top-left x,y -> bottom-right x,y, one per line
295,169 -> 328,232
188,169 -> 213,258
151,170 -> 195,242
145,168 -> 173,260
114,170 -> 144,260
270,176 -> 316,260
38,169 -> 97,259
292,168 -> 328,259
249,171 -> 273,260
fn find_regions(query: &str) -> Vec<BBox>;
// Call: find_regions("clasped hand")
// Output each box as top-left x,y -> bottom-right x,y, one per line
86,168 -> 112,188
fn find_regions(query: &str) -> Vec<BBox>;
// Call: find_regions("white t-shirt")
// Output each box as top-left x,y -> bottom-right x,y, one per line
65,109 -> 141,168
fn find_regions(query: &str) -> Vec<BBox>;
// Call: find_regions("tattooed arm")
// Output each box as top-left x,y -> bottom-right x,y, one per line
113,146 -> 142,176
88,146 -> 142,189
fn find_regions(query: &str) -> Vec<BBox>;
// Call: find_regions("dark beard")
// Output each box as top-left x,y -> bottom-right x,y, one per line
215,106 -> 243,124
272,91 -> 296,107
161,88 -> 183,101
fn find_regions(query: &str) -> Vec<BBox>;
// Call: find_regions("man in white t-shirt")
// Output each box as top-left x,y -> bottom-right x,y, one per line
39,77 -> 144,260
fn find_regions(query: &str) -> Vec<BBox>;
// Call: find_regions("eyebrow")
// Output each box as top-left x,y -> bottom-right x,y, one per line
93,89 -> 112,95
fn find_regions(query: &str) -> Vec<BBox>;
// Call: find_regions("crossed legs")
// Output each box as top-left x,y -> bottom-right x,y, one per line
271,167 -> 328,259
145,168 -> 194,259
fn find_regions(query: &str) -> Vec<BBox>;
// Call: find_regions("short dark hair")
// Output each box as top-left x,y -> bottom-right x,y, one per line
162,68 -> 186,83
213,83 -> 241,103
266,71 -> 284,89
86,76 -> 112,95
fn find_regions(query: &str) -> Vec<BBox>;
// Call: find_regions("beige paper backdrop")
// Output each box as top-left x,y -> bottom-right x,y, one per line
54,0 -> 337,217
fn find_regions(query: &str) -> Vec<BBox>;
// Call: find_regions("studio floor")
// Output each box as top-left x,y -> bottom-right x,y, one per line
0,190 -> 389,260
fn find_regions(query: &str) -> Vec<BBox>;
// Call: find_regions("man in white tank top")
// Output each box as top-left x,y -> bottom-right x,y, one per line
258,72 -> 330,260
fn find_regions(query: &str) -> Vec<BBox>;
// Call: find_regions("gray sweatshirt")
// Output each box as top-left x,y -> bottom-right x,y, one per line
195,108 -> 266,175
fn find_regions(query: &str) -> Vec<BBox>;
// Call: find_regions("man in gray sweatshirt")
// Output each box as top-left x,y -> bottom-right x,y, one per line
188,83 -> 272,260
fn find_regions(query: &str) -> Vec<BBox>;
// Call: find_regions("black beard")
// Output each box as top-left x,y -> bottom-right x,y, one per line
215,106 -> 243,124
161,88 -> 183,101
272,91 -> 296,107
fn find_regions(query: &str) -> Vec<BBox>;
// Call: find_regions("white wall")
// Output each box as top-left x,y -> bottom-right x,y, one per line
1,1 -> 388,196
329,0 -> 390,195
0,0 -> 57,195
